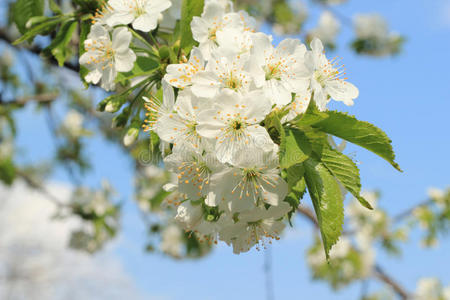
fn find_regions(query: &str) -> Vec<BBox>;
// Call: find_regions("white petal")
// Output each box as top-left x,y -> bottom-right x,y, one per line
260,176 -> 288,206
191,18 -> 209,43
85,68 -> 102,84
132,13 -> 158,32
310,38 -> 324,53
112,27 -> 132,53
265,80 -> 293,107
325,80 -> 359,105
147,0 -> 172,13
88,23 -> 108,39
114,50 -> 136,72
191,72 -> 219,98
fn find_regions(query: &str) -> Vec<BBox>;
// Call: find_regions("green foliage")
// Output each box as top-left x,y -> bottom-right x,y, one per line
116,56 -> 160,84
312,111 -> 401,171
304,158 -> 344,259
180,0 -> 205,52
0,157 -> 16,185
78,21 -> 91,86
291,99 -> 328,127
43,19 -> 77,66
48,0 -> 63,14
13,16 -> 67,45
321,147 -> 373,210
284,164 -> 307,222
12,0 -> 45,34
280,127 -> 311,169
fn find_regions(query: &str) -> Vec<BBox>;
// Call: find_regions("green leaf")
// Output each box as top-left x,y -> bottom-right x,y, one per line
116,56 -> 160,83
13,16 -> 64,45
321,147 -> 373,210
313,111 -> 401,171
291,99 -> 329,127
264,109 -> 286,145
79,21 -> 91,86
279,127 -> 311,169
44,19 -> 77,66
180,0 -> 204,52
0,158 -> 16,185
304,158 -> 344,259
284,164 -> 307,223
48,0 -> 62,14
13,0 -> 45,34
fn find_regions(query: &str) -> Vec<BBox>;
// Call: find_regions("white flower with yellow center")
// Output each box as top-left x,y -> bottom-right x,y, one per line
143,79 -> 175,135
106,0 -> 171,32
175,201 -> 232,244
250,33 -> 310,107
196,91 -> 274,164
306,38 -> 359,110
219,201 -> 291,254
164,147 -> 222,201
191,1 -> 243,59
79,24 -> 136,91
164,48 -> 205,89
191,51 -> 253,98
207,145 -> 288,212
147,89 -> 211,149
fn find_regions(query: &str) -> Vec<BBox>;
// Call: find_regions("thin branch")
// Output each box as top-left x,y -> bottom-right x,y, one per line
296,205 -> 411,299
0,29 -> 80,73
1,92 -> 59,105
393,199 -> 434,223
15,169 -> 67,208
298,205 -> 319,227
374,265 -> 410,300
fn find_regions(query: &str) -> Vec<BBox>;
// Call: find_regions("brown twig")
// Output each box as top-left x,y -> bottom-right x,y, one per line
15,169 -> 67,208
374,265 -> 410,300
0,29 -> 80,73
1,92 -> 59,105
297,205 -> 411,299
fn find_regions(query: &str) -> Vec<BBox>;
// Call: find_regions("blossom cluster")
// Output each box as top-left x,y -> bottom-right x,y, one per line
142,0 -> 359,253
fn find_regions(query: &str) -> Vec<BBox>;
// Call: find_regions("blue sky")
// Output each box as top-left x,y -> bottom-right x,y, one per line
9,0 -> 450,299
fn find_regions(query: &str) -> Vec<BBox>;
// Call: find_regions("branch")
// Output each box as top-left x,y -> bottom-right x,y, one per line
296,205 -> 411,299
1,92 -> 59,105
374,265 -> 410,300
393,199 -> 434,223
15,169 -> 67,208
0,29 -> 80,73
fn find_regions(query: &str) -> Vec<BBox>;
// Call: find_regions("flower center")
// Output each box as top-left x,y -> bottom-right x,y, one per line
224,72 -> 243,90
208,27 -> 218,41
226,117 -> 247,137
314,58 -> 346,87
264,63 -> 282,80
132,0 -> 146,16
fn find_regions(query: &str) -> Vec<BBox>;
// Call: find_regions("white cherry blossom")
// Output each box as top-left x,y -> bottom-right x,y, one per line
106,0 -> 171,32
164,48 -> 206,89
207,146 -> 288,212
79,24 -> 136,91
191,51 -> 253,98
250,33 -> 309,106
191,1 -> 243,59
164,147 -> 222,201
148,89 -> 211,150
305,38 -> 359,110
220,202 -> 291,254
196,90 -> 274,164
